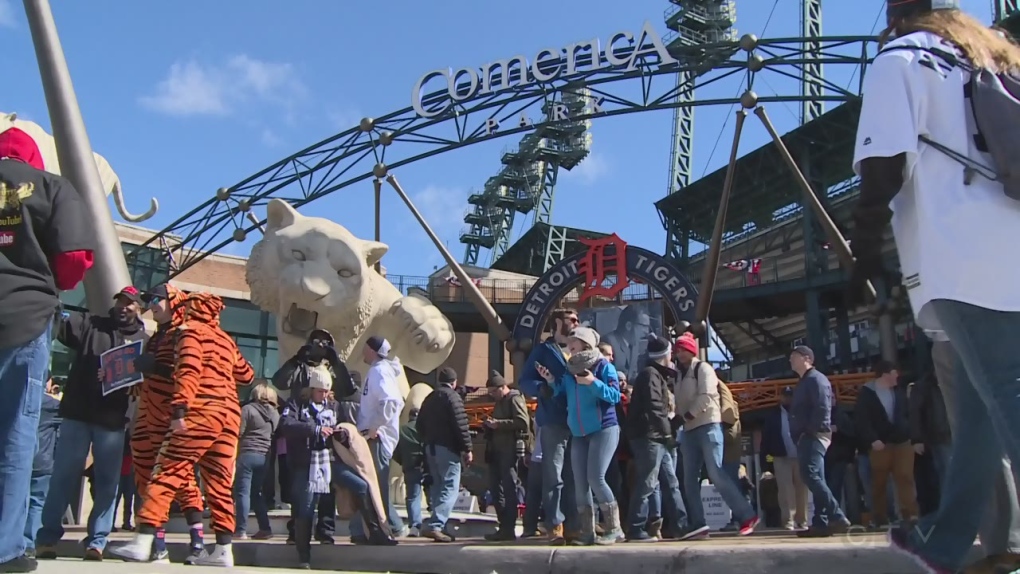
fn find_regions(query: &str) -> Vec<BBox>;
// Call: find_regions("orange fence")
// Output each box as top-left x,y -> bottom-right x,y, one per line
463,372 -> 873,429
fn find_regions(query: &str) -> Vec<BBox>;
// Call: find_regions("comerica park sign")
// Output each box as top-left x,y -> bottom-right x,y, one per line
411,21 -> 677,118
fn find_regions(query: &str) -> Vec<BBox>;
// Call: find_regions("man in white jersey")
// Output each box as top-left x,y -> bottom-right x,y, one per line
851,1 -> 1020,571
357,336 -> 408,538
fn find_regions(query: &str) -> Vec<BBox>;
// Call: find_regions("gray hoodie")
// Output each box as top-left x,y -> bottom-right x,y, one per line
239,401 -> 281,455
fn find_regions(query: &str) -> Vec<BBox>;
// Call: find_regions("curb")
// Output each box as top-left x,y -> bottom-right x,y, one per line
56,538 -> 925,574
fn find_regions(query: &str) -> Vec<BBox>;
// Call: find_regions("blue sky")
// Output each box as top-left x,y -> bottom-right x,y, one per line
0,0 -> 995,279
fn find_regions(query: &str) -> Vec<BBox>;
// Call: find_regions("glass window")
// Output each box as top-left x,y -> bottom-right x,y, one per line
235,336 -> 264,374
263,339 -> 279,379
222,301 -> 263,336
266,314 -> 277,337
59,283 -> 88,309
122,243 -> 171,291
51,340 -> 76,381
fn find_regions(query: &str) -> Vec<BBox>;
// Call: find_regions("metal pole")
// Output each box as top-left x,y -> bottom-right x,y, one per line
754,106 -> 897,362
23,0 -> 131,313
753,106 -> 877,300
373,178 -> 382,273
692,109 -> 748,341
246,212 -> 265,234
384,173 -> 511,342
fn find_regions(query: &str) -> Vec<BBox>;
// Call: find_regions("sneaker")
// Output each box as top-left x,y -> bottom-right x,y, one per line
720,521 -> 739,533
251,530 -> 273,540
0,555 -> 37,573
484,530 -> 516,542
151,549 -> 170,565
829,519 -> 852,535
407,526 -> 421,538
520,529 -> 542,539
796,526 -> 832,538
285,536 -> 296,545
83,548 -> 103,561
422,529 -> 453,543
183,544 -> 205,565
887,525 -> 954,574
626,531 -> 658,543
234,532 -> 249,541
191,544 -> 234,568
110,534 -> 155,563
678,525 -> 710,541
297,562 -> 311,570
315,534 -> 336,545
393,526 -> 411,539
738,516 -> 759,536
646,518 -> 663,539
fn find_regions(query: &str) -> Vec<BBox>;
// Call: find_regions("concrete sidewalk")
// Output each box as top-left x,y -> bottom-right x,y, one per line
51,530 -> 928,574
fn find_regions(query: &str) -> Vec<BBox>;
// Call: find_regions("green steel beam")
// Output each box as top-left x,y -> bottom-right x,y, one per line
996,0 -> 1020,21
801,0 -> 824,124
665,72 -> 695,261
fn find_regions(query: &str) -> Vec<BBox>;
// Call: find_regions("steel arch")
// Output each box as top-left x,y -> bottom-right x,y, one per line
132,35 -> 878,279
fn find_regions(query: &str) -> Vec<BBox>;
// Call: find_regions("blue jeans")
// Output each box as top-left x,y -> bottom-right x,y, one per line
0,325 -> 51,563
24,473 -> 51,551
290,460 -> 367,559
403,466 -> 423,530
540,424 -> 577,530
681,423 -> 754,528
36,419 -> 125,551
234,451 -> 271,534
571,425 -> 619,507
908,301 -> 1020,569
628,438 -> 687,535
522,458 -> 544,532
114,473 -> 134,526
796,435 -> 846,528
424,445 -> 461,532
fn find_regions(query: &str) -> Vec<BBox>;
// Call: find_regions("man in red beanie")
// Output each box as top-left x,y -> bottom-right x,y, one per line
0,127 -> 93,572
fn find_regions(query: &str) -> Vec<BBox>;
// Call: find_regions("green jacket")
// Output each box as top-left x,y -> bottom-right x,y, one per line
393,419 -> 424,472
487,390 -> 531,454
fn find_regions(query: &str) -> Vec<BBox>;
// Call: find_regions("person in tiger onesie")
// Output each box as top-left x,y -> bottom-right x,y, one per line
113,292 -> 255,567
127,283 -> 208,564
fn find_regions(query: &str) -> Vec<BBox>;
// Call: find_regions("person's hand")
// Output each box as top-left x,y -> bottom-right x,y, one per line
320,426 -> 334,438
366,428 -> 379,440
848,235 -> 884,304
463,451 -> 473,465
831,425 -> 838,434
170,418 -> 187,433
535,363 -> 554,383
871,440 -> 885,451
913,443 -> 925,455
97,368 -> 105,382
575,370 -> 595,385
483,418 -> 496,429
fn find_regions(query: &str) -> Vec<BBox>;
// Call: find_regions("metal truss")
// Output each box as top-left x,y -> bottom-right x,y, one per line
132,35 -> 878,279
800,0 -> 824,124
996,0 -> 1020,22
731,319 -> 788,356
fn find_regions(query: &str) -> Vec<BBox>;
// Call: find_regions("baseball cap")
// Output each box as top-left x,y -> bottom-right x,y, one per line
113,286 -> 142,306
887,0 -> 959,21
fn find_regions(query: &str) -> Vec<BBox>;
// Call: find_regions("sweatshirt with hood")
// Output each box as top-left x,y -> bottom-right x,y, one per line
58,305 -> 148,431
0,127 -> 94,348
169,292 -> 255,421
358,356 -> 405,457
239,400 -> 281,455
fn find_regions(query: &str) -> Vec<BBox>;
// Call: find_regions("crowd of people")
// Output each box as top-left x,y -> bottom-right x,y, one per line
3,1 -> 1020,573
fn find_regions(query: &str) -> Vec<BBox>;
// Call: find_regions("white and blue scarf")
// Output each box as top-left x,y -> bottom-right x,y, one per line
308,402 -> 336,495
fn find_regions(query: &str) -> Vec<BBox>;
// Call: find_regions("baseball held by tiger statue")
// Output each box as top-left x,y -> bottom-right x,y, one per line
245,198 -> 456,395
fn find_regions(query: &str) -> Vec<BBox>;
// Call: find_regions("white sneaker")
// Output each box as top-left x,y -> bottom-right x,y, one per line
110,533 -> 155,562
408,526 -> 420,537
191,544 -> 234,567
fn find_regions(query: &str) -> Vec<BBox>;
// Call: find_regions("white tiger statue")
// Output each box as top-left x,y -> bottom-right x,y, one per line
1,112 -> 158,222
245,198 -> 456,390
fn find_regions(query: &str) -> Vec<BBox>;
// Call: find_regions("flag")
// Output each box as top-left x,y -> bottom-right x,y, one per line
445,274 -> 482,287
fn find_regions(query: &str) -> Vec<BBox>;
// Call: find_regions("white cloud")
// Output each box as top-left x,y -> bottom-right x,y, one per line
326,108 -> 363,132
562,151 -> 609,185
0,1 -> 16,28
410,185 -> 471,240
260,128 -> 283,147
139,55 -> 305,118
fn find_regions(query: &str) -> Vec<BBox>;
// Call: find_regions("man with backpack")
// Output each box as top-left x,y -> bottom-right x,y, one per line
672,333 -> 758,537
851,2 -> 1020,571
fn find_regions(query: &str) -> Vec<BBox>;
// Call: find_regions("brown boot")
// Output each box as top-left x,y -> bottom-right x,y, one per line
547,524 -> 565,545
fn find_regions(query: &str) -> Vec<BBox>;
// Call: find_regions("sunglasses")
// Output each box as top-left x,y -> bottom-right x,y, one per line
141,293 -> 164,306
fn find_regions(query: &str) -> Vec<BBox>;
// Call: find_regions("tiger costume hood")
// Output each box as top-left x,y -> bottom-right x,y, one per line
179,292 -> 225,327
164,283 -> 188,327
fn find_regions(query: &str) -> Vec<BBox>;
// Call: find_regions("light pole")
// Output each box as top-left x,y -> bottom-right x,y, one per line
23,0 -> 132,313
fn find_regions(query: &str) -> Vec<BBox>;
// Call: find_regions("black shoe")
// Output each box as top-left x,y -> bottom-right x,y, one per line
829,519 -> 852,535
484,530 -> 517,542
315,534 -> 335,545
0,555 -> 38,573
350,535 -> 370,545
796,526 -> 832,538
646,518 -> 663,539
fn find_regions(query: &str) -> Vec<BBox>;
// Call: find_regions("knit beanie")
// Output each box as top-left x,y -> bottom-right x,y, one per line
307,364 -> 333,391
646,335 -> 670,360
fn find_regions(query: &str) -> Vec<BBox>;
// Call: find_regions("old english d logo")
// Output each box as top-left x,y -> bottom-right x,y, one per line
511,236 -> 698,345
577,234 -> 630,303
0,182 -> 34,212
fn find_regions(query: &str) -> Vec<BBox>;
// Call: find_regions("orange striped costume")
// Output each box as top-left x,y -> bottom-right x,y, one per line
131,284 -> 204,515
136,292 -> 255,534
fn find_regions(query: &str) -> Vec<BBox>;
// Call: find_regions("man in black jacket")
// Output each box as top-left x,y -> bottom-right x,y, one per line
624,336 -> 692,542
0,127 -> 93,573
272,329 -> 355,397
415,367 -> 472,543
854,360 -> 918,527
35,287 -> 149,560
908,370 -> 951,488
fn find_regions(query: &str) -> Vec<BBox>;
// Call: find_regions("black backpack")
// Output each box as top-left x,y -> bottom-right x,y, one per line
883,40 -> 1020,200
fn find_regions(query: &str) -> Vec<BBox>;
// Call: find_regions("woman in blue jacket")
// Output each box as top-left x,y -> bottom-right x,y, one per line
536,326 -> 621,546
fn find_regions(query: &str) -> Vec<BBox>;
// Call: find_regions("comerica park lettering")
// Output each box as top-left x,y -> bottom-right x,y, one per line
411,21 -> 676,119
